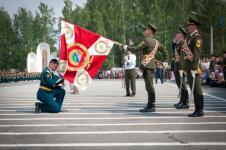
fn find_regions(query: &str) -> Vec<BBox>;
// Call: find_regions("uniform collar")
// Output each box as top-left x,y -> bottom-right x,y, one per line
47,67 -> 54,74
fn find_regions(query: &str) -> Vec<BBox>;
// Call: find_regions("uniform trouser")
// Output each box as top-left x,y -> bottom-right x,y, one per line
187,71 -> 204,112
223,67 -> 226,81
125,69 -> 136,95
174,69 -> 189,104
37,88 -> 65,113
143,68 -> 155,108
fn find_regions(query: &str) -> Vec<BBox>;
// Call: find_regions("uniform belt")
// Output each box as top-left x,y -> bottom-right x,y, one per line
39,86 -> 52,92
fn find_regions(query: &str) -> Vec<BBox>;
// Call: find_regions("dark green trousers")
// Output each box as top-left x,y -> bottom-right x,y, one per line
223,67 -> 226,81
37,88 -> 65,113
143,68 -> 155,107
125,69 -> 136,95
174,69 -> 189,103
186,71 -> 204,111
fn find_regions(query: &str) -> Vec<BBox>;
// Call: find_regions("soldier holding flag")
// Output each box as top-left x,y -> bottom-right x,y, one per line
123,23 -> 168,112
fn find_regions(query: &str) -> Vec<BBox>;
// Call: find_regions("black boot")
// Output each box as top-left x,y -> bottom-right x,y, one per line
188,95 -> 204,117
188,111 -> 204,117
140,93 -> 155,112
35,102 -> 42,113
176,89 -> 189,109
174,101 -> 182,107
139,106 -> 155,112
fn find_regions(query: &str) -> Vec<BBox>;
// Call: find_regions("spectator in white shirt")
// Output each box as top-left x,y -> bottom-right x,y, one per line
124,49 -> 136,97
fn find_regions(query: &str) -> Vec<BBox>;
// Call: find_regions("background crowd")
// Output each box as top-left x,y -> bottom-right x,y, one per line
1,51 -> 226,89
201,52 -> 226,87
0,71 -> 40,83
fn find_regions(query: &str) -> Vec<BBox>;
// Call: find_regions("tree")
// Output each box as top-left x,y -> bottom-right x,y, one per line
0,7 -> 18,70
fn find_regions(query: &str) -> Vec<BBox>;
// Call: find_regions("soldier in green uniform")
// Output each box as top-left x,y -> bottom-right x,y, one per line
35,59 -> 65,113
123,23 -> 168,112
173,26 -> 189,109
185,17 -> 204,117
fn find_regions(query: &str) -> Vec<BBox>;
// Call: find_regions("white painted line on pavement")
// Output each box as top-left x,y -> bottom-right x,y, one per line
0,122 -> 226,127
0,112 -> 129,115
1,130 -> 226,135
0,111 -> 224,116
0,109 -> 226,113
1,115 -> 226,120
166,82 -> 226,101
1,103 -> 226,109
204,92 -> 226,102
1,142 -> 226,147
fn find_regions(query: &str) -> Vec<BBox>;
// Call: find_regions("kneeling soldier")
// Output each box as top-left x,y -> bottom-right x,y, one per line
35,59 -> 65,113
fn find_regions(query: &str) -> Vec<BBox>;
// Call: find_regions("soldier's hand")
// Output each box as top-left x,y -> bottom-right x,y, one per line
123,45 -> 128,51
191,70 -> 197,78
163,62 -> 168,68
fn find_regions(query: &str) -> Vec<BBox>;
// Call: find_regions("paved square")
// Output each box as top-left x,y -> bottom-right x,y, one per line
0,79 -> 226,150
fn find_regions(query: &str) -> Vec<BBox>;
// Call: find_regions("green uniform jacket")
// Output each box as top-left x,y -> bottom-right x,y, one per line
39,67 -> 59,90
184,31 -> 202,72
130,37 -> 168,69
174,40 -> 186,71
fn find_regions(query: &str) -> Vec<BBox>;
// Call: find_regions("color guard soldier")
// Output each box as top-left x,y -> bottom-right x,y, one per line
185,17 -> 204,117
173,26 -> 189,109
123,23 -> 168,112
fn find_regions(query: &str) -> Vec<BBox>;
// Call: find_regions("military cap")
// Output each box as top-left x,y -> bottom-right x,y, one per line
188,17 -> 201,26
143,23 -> 157,33
176,26 -> 187,36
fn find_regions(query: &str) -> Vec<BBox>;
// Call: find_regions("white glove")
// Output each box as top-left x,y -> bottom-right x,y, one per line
179,70 -> 184,77
123,45 -> 128,51
191,70 -> 197,78
163,62 -> 168,68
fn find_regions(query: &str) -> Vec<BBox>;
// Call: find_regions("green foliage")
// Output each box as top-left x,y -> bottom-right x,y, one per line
0,7 -> 17,70
61,0 -> 226,69
0,0 -> 226,70
0,3 -> 56,70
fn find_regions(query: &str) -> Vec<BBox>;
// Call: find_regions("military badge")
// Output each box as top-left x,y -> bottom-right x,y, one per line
196,39 -> 201,48
67,43 -> 90,71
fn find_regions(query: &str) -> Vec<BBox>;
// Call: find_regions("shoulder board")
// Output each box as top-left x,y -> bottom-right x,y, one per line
194,33 -> 201,38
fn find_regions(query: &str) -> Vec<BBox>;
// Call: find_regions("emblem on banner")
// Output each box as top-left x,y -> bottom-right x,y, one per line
94,40 -> 110,54
76,72 -> 89,86
67,43 -> 90,71
74,70 -> 91,90
64,25 -> 74,41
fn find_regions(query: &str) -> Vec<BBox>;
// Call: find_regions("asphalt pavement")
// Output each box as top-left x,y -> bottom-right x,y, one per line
0,79 -> 226,150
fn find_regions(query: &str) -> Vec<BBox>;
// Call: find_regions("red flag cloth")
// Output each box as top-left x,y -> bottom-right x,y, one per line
60,20 -> 114,89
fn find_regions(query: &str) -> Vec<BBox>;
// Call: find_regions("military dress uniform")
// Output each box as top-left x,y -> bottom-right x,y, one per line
173,27 -> 189,109
185,17 -> 204,117
36,67 -> 65,113
128,23 -> 168,112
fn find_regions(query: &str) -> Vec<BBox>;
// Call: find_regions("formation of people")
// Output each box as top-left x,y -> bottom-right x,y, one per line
122,16 -> 204,117
0,72 -> 40,83
34,16 -> 205,117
